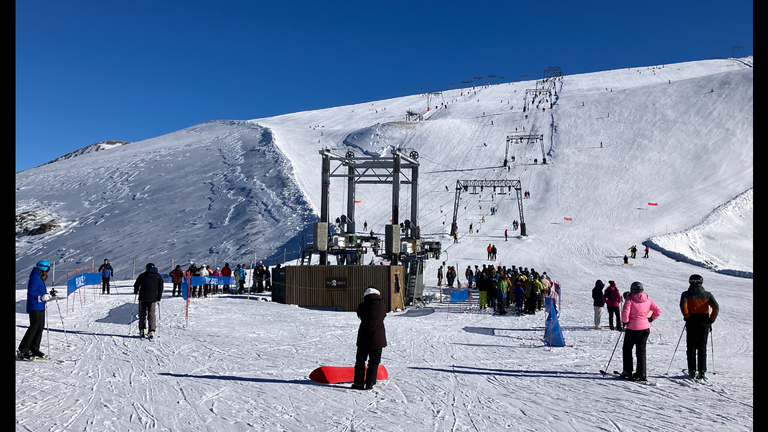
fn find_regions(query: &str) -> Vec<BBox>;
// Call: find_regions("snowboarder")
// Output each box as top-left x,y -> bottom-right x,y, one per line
98,259 -> 114,294
680,274 -> 719,381
592,280 -> 605,329
603,280 -> 623,331
133,263 -> 164,340
352,286 -> 387,390
18,260 -> 57,360
620,281 -> 661,381
623,255 -> 629,265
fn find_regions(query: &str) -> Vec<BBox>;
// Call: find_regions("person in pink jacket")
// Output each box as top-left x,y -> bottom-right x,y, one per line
620,281 -> 661,381
602,281 -> 623,331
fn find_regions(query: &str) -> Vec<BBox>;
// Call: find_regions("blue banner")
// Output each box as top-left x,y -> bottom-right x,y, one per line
189,276 -> 235,287
67,272 -> 102,296
449,289 -> 469,303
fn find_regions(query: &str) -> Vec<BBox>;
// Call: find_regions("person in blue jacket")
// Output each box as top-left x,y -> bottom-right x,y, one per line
18,260 -> 57,360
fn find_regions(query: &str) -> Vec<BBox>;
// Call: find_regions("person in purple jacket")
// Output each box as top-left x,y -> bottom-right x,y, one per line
620,281 -> 661,381
603,280 -> 623,331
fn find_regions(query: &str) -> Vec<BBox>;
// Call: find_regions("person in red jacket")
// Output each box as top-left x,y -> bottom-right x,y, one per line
620,281 -> 661,381
169,265 -> 184,297
352,286 -> 387,390
221,263 -> 232,293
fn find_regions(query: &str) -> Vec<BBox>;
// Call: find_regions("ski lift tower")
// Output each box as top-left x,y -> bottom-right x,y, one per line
504,133 -> 545,166
450,179 -> 527,237
317,148 -> 421,266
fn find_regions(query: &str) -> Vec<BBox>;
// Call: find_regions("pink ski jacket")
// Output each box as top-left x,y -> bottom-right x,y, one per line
621,292 -> 661,331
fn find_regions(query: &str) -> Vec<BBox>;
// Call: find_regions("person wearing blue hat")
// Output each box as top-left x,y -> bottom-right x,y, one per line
18,260 -> 57,360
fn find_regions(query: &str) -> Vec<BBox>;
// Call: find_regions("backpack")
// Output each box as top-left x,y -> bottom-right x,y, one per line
605,289 -> 613,301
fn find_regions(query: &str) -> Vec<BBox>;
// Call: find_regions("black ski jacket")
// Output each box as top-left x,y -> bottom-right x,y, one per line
134,267 -> 164,303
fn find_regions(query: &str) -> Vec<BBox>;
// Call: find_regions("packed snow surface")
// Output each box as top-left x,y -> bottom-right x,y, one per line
16,57 -> 752,431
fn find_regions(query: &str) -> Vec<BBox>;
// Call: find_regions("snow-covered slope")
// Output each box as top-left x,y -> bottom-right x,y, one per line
15,57 -> 753,431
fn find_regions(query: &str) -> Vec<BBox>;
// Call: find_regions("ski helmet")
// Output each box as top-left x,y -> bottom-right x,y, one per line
145,262 -> 155,270
689,274 -> 703,285
36,260 -> 51,272
630,281 -> 644,293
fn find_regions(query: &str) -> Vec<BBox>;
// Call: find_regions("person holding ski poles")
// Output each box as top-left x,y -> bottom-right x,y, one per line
680,274 -> 719,381
620,281 -> 661,381
18,260 -> 58,360
133,263 -> 164,339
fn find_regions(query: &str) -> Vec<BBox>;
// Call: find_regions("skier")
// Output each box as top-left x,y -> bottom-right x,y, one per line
628,245 -> 637,259
491,245 -> 497,260
18,260 -> 57,360
592,280 -> 606,329
680,274 -> 719,381
446,266 -> 456,288
263,265 -> 272,292
98,259 -> 114,294
352,286 -> 387,390
513,280 -> 526,314
477,271 -> 488,310
235,264 -> 246,294
603,280 -> 623,331
133,263 -> 164,340
437,266 -> 443,287
644,246 -> 650,258
169,265 -> 183,297
465,266 -> 474,289
620,281 -> 661,381
504,229 -> 508,241
487,244 -> 492,260
221,263 -> 232,293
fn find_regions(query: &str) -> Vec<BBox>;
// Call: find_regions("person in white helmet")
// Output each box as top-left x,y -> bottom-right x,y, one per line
351,286 -> 387,390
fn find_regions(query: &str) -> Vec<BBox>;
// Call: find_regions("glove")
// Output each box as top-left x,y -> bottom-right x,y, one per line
648,317 -> 654,323
39,294 -> 51,302
49,289 -> 57,297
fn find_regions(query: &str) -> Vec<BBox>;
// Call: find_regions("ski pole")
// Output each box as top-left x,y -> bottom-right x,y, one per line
52,295 -> 69,346
665,323 -> 687,375
128,294 -> 138,335
45,301 -> 51,357
601,328 -> 624,374
710,324 -> 716,375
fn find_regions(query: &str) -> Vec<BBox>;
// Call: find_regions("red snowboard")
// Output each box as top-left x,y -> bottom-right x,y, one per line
309,366 -> 389,384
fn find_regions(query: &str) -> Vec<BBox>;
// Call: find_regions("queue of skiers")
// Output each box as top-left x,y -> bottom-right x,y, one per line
439,264 -> 553,316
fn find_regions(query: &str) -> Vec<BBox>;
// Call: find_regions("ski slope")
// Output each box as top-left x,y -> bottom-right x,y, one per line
16,57 -> 753,431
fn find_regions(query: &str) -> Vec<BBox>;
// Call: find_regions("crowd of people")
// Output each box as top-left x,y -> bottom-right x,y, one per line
438,263 -> 555,316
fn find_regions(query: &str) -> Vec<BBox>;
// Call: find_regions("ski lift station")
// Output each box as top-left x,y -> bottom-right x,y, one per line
271,148 -> 442,312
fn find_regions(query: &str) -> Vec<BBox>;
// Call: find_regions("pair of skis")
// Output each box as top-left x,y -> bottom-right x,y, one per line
599,370 -> 656,385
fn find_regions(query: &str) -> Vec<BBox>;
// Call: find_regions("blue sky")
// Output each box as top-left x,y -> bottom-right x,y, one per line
15,0 -> 752,172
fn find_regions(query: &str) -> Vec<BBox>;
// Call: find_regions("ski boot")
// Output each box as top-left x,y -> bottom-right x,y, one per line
697,371 -> 708,382
148,331 -> 155,340
688,370 -> 697,380
350,383 -> 366,390
140,329 -> 147,339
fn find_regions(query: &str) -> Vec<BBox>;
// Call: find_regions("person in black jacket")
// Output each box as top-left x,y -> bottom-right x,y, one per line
133,263 -> 164,339
592,279 -> 605,329
352,286 -> 387,390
